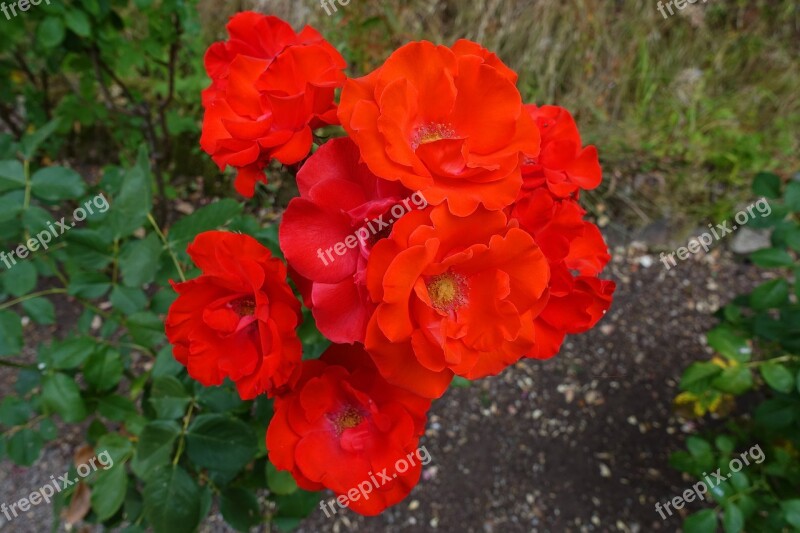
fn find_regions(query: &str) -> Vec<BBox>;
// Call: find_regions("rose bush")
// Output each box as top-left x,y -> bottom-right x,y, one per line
184,19 -> 616,516
0,8 -> 615,530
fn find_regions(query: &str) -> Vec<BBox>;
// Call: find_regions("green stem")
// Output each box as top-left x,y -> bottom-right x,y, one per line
172,401 -> 195,466
97,337 -> 155,357
745,354 -> 800,368
148,213 -> 185,283
2,414 -> 45,437
0,288 -> 67,311
22,159 -> 31,241
0,358 -> 35,369
111,238 -> 120,285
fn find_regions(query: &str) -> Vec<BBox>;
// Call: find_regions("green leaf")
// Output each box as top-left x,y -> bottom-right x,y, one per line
126,311 -> 165,348
42,373 -> 87,422
0,397 -> 32,426
96,433 -> 134,465
92,463 -> 127,520
67,271 -> 111,299
152,346 -> 182,378
0,310 -> 23,355
185,414 -> 258,475
683,509 -> 718,533
31,166 -> 86,202
0,190 -> 24,222
84,347 -> 124,391
787,227 -> 800,253
273,491 -> 321,531
752,172 -> 781,199
119,233 -> 162,287
451,376 -> 472,388
42,337 -> 96,370
22,206 -> 52,234
706,326 -> 751,362
749,279 -> 789,310
195,384 -> 245,413
2,260 -> 37,297
267,462 -> 298,496
21,297 -> 55,325
20,119 -> 60,161
686,436 -> 713,459
680,362 -> 722,393
38,418 -> 57,440
782,499 -> 800,528
723,503 -> 744,533
712,366 -> 753,394
108,146 -> 152,239
7,428 -> 43,466
728,471 -> 750,491
760,362 -> 795,393
37,17 -> 66,49
715,435 -> 735,455
167,199 -> 242,250
148,376 -> 191,420
110,285 -> 147,314
755,398 -> 795,429
750,248 -> 795,268
64,9 -> 91,37
131,421 -> 180,479
0,160 -> 25,193
98,395 -> 138,423
786,182 -> 800,212
143,465 -> 202,533
220,488 -> 261,532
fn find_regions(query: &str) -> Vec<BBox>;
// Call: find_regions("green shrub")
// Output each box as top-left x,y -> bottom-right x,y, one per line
672,171 -> 800,532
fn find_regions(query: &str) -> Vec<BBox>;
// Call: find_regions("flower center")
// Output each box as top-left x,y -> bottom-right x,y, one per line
412,122 -> 456,149
230,296 -> 256,316
426,272 -> 467,311
331,406 -> 364,435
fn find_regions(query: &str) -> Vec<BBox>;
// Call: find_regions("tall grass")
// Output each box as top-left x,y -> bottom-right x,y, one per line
202,0 -> 799,226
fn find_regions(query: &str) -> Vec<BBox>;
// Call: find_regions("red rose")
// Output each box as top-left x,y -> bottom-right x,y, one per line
165,231 -> 302,399
279,137 -> 418,343
512,188 -> 615,358
338,40 -> 538,216
520,104 -> 602,198
267,344 -> 431,515
364,205 -> 550,398
200,12 -> 347,197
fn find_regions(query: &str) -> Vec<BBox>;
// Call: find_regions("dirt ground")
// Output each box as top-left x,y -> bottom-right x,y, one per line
0,242 -> 769,533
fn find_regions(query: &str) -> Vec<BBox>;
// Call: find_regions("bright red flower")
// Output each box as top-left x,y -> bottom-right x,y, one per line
279,138 -> 422,343
267,344 -> 431,515
520,104 -> 602,198
365,205 -> 550,398
165,231 -> 302,399
338,40 -> 539,216
200,12 -> 347,197
511,188 -> 615,358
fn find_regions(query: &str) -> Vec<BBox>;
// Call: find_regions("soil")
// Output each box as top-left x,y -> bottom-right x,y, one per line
0,243 -> 769,533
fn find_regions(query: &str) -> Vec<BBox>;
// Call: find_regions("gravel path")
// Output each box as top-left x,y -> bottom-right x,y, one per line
0,244 -> 769,532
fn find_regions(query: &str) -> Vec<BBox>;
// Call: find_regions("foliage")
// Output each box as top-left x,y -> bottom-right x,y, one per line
672,172 -> 800,532
0,129 -> 321,531
0,0 -> 211,222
